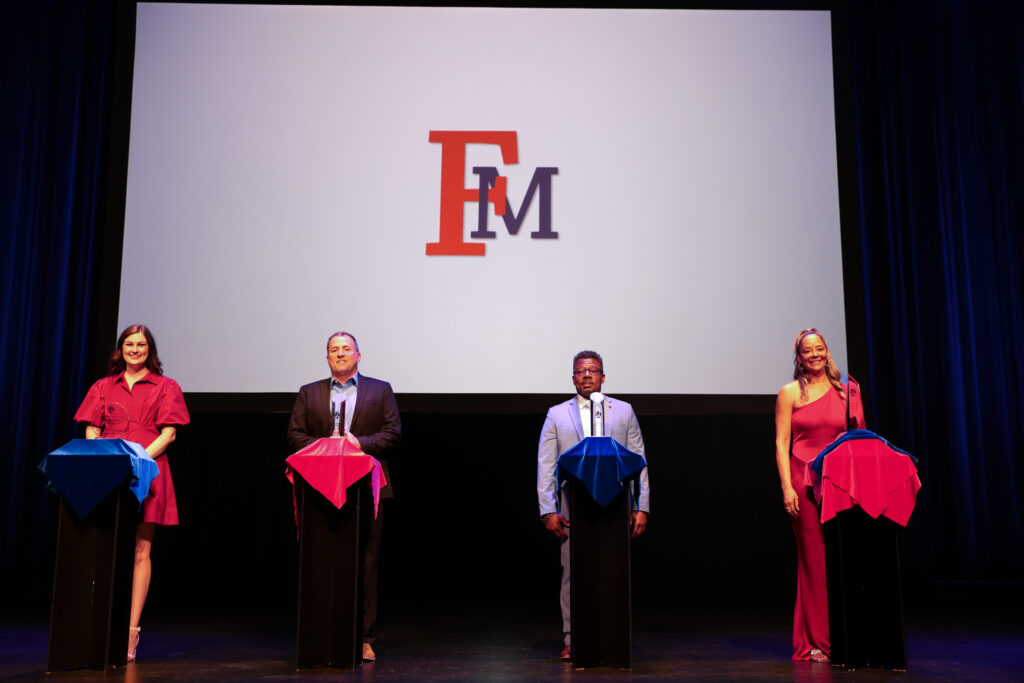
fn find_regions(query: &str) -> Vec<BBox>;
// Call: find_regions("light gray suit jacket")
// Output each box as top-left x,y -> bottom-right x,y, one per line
537,395 -> 650,517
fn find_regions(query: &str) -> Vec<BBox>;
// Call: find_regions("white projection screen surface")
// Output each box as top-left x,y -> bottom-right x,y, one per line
119,3 -> 849,395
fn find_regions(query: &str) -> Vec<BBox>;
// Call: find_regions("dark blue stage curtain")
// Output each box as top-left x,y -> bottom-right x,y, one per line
0,1 -> 115,579
847,0 -> 1024,579
0,0 -> 1021,592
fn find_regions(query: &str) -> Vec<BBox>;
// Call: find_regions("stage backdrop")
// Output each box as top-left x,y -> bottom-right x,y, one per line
4,1 -> 1022,616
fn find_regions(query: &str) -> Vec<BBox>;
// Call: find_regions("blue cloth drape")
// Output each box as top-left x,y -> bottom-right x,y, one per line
557,436 -> 647,508
39,438 -> 159,518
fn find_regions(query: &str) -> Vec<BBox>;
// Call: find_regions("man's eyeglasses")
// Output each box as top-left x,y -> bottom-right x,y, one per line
573,368 -> 603,377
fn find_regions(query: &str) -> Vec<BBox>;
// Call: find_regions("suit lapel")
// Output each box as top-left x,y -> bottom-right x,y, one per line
315,379 -> 332,436
567,397 -> 584,441
348,373 -> 367,434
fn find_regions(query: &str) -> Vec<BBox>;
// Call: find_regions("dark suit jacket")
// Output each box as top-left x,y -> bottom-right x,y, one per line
287,374 -> 402,497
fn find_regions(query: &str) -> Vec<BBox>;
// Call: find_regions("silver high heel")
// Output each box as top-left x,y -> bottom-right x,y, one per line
127,626 -> 141,663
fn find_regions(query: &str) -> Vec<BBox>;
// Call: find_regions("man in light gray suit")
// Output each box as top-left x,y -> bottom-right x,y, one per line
537,350 -> 650,661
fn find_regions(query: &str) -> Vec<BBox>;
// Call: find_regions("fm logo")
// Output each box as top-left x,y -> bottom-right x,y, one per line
427,131 -> 558,255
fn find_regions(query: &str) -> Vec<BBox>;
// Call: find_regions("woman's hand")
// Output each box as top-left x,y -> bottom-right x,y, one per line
782,486 -> 800,518
145,426 -> 177,458
775,384 -> 800,518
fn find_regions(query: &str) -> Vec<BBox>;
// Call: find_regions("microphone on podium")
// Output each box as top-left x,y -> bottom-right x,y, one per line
590,392 -> 605,437
331,393 -> 347,438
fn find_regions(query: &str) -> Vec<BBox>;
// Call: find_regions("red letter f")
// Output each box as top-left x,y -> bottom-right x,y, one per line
427,131 -> 518,255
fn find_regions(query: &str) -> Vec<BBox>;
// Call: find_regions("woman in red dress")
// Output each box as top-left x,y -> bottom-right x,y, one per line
774,328 -> 864,662
74,324 -> 190,662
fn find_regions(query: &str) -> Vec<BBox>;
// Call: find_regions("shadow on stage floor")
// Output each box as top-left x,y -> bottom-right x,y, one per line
3,594 -> 1024,683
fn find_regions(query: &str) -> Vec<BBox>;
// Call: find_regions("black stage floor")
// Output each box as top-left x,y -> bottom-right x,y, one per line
2,603 -> 1022,682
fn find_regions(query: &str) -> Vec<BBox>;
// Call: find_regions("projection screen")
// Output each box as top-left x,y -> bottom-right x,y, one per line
118,3 -> 848,395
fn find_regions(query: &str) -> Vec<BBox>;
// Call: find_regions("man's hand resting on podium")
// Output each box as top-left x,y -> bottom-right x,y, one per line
544,513 -> 570,541
630,511 -> 648,539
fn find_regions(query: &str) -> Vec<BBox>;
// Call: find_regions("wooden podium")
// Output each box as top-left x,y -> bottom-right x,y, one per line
558,435 -> 646,669
824,509 -> 907,669
813,430 -> 921,670
47,487 -> 137,671
295,473 -> 368,669
39,438 -> 157,671
286,438 -> 384,670
567,477 -> 632,669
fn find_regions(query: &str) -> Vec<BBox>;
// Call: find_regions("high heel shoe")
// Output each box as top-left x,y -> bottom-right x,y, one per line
127,626 -> 141,663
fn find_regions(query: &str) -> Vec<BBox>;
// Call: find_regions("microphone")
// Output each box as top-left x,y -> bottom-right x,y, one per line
331,393 -> 347,437
589,392 -> 605,437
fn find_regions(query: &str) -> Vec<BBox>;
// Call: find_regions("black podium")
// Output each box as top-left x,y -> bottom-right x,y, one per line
295,473 -> 368,670
46,484 -> 137,671
824,509 -> 907,669
567,477 -> 632,669
813,430 -> 920,670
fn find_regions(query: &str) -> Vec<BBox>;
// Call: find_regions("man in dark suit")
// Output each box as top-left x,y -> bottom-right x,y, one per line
287,331 -> 401,663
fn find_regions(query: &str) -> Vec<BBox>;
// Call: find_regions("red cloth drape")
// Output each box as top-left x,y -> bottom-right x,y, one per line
816,437 -> 921,527
285,435 -> 386,532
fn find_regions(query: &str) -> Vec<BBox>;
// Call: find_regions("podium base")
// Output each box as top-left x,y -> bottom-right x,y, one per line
46,486 -> 136,671
824,508 -> 908,670
568,480 -> 631,669
295,475 -> 367,670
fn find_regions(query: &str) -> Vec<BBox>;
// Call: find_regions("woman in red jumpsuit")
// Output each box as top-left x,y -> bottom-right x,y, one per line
75,324 -> 190,662
774,328 -> 864,662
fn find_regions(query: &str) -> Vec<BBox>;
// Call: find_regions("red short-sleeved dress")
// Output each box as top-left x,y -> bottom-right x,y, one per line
74,372 -> 190,525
